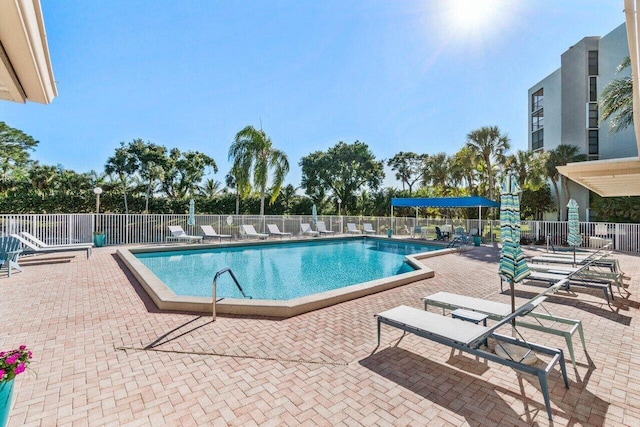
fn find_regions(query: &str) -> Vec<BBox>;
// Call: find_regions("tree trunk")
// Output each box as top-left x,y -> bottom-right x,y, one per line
235,192 -> 239,215
259,186 -> 265,216
551,180 -> 561,221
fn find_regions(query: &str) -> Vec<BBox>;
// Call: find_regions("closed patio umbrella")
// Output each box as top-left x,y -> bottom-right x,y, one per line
498,175 -> 531,322
187,199 -> 196,227
566,199 -> 582,267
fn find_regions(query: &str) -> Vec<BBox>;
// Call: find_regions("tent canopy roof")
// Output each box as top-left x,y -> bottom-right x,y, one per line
391,196 -> 500,208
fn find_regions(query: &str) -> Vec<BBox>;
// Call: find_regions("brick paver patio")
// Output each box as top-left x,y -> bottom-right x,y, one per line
1,242 -> 640,426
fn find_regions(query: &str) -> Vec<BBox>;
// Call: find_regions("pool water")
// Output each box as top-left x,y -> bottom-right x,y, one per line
135,239 -> 441,300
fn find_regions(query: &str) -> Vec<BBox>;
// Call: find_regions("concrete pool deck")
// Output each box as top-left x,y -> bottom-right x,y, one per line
117,236 -> 457,317
1,241 -> 640,425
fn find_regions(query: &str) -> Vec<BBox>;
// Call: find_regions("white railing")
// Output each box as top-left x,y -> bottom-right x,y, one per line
1,213 -> 639,253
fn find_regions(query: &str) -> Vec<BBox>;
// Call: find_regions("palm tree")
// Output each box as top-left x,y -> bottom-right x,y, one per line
450,147 -> 478,193
465,126 -> 510,201
545,145 -> 587,220
504,150 -> 546,190
423,153 -> 451,195
228,126 -> 289,216
600,56 -> 633,134
199,179 -> 222,198
105,144 -> 138,215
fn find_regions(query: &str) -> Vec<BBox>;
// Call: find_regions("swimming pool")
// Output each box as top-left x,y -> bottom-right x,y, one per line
117,236 -> 456,317
135,239 -> 441,300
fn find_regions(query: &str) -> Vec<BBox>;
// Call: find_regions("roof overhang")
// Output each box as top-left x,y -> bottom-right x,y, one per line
391,196 -> 500,208
0,0 -> 57,104
557,157 -> 640,196
558,0 -> 640,197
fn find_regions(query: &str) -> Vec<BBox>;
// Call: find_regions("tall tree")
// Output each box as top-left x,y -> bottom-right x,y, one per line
128,139 -> 168,213
0,121 -> 39,179
199,179 -> 223,198
300,141 -> 384,214
423,152 -> 451,195
386,152 -> 428,196
105,143 -> 139,214
465,126 -> 510,201
228,126 -> 289,216
544,145 -> 587,220
162,148 -> 217,199
600,56 -> 633,134
504,150 -> 546,190
450,147 -> 478,193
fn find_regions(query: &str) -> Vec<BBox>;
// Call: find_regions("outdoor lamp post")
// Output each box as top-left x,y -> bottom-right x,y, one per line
93,187 -> 103,213
338,198 -> 342,216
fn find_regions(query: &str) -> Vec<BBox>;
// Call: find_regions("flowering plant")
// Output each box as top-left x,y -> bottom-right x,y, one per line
0,346 -> 32,382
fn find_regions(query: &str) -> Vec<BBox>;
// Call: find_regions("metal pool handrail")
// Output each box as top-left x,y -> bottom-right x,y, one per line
212,267 -> 251,320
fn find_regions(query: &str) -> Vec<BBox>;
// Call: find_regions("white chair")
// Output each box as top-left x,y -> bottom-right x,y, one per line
241,224 -> 268,240
267,224 -> 292,239
316,221 -> 334,235
346,223 -> 361,234
363,223 -> 376,235
167,225 -> 203,243
200,225 -> 232,242
300,223 -> 319,237
20,231 -> 94,248
11,234 -> 92,259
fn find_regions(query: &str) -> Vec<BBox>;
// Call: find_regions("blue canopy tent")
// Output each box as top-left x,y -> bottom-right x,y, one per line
390,196 -> 500,234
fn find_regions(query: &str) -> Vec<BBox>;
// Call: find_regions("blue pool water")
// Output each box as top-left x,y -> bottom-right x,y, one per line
135,238 -> 441,300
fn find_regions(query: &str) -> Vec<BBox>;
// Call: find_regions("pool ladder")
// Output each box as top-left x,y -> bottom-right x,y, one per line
212,268 -> 251,320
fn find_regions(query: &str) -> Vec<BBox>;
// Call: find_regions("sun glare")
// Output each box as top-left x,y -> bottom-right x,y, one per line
435,0 -> 514,47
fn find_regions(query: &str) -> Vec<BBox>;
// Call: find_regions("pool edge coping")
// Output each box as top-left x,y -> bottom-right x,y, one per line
116,236 -> 465,318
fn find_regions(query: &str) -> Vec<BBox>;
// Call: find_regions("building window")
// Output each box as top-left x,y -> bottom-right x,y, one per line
588,103 -> 598,128
588,50 -> 598,75
532,129 -> 544,150
589,76 -> 597,101
588,129 -> 599,155
532,109 -> 544,131
531,88 -> 543,111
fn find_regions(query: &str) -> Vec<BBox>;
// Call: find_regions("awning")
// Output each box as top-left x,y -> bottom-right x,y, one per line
391,196 -> 500,208
0,0 -> 57,104
557,157 -> 640,197
558,0 -> 640,197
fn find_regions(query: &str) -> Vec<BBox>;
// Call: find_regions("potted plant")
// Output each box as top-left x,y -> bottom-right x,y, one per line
1,345 -> 33,426
93,231 -> 106,247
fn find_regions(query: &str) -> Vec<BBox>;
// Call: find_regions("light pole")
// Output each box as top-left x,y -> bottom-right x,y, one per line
93,187 -> 103,213
337,198 -> 342,216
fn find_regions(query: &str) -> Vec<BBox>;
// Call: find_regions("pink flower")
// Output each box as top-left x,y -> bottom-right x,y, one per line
0,352 -> 4,357
0,369 -> 5,379
19,345 -> 26,351
14,363 -> 25,375
27,351 -> 33,359
5,354 -> 18,365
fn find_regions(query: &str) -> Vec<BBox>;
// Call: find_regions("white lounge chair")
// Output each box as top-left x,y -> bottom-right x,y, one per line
200,225 -> 232,242
266,224 -> 292,239
20,231 -> 94,248
363,223 -> 376,235
376,293 -> 569,421
346,223 -> 361,234
301,223 -> 319,237
167,225 -> 203,243
423,289 -> 586,369
316,221 -> 334,235
11,234 -> 92,259
241,224 -> 268,240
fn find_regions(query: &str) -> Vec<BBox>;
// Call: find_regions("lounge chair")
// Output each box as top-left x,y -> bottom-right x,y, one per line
20,231 -> 94,248
267,224 -> 292,239
167,225 -> 203,243
529,263 -> 624,295
423,289 -> 586,369
241,224 -> 268,240
435,226 -> 448,241
11,234 -> 92,259
200,225 -> 232,242
411,226 -> 421,238
0,236 -> 22,277
301,223 -> 319,237
363,223 -> 376,235
531,251 -> 623,275
316,221 -> 334,235
375,292 -> 569,420
346,223 -> 361,234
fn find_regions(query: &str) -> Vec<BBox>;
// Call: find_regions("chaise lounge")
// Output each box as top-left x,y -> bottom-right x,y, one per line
167,225 -> 203,243
241,224 -> 268,240
300,223 -> 319,237
346,223 -> 361,234
316,221 -> 334,235
11,233 -> 92,259
375,291 -> 569,420
267,224 -> 292,239
200,225 -> 232,242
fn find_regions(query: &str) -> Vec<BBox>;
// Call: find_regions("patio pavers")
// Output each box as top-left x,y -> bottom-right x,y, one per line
1,243 -> 640,426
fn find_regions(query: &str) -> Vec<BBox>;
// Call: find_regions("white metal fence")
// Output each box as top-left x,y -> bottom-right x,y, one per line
0,213 -> 638,253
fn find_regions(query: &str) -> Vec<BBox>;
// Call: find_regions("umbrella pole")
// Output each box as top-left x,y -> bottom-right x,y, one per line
510,279 -> 516,328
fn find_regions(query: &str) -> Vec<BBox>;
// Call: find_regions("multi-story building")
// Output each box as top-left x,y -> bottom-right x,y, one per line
528,23 -> 637,221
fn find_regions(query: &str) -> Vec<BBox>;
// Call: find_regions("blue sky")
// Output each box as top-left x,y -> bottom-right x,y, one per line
0,0 -> 628,189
